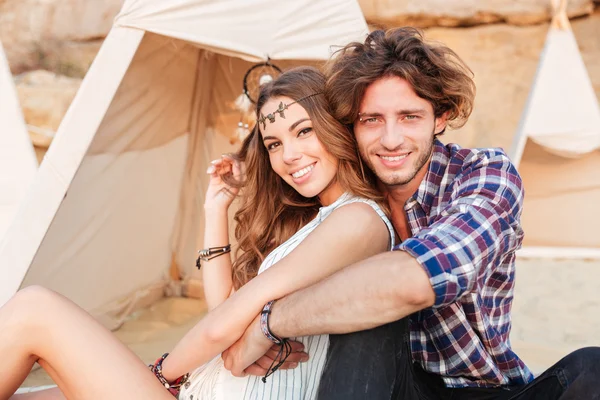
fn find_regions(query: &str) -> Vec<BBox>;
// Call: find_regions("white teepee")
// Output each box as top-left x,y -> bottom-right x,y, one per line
0,0 -> 369,326
511,0 -> 600,258
0,42 -> 38,241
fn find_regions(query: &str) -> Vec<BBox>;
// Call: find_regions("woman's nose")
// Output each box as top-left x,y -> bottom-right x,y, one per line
282,145 -> 302,164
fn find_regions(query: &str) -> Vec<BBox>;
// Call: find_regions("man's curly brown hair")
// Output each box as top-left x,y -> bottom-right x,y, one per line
325,27 -> 475,133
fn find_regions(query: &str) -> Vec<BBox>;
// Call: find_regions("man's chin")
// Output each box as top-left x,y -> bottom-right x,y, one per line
377,173 -> 412,187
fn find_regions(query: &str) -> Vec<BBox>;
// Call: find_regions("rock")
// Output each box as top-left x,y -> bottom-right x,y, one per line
423,23 -> 547,150
0,0 -> 123,73
14,70 -> 82,150
37,40 -> 104,78
360,0 -> 596,28
573,8 -> 600,96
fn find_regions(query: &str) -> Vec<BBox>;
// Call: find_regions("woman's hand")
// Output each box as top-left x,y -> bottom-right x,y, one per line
222,316 -> 309,377
204,154 -> 243,211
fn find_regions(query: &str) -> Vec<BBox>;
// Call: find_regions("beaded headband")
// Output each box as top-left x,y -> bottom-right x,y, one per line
258,92 -> 323,130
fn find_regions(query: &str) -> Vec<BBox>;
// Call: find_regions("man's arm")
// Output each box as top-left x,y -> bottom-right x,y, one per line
222,250 -> 434,376
270,251 -> 435,338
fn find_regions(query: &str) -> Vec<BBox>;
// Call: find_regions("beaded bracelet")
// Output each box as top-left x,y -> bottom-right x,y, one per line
148,353 -> 190,396
260,300 -> 283,345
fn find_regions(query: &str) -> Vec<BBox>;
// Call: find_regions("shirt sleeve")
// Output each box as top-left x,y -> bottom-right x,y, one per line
395,151 -> 524,307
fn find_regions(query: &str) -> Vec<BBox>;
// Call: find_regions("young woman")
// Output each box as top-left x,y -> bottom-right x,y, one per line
2,67 -> 394,400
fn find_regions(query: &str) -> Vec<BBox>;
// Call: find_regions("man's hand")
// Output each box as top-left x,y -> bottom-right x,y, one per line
222,315 -> 309,377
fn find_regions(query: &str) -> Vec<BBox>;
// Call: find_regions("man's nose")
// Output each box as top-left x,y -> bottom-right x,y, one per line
380,121 -> 405,150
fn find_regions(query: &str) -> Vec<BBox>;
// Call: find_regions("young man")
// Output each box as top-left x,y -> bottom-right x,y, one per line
222,28 -> 600,399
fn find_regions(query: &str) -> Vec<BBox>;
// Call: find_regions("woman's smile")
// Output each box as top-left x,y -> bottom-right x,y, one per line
290,162 -> 317,183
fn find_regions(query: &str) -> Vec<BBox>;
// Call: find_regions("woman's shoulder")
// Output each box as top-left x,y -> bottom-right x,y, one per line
325,193 -> 385,216
339,194 -> 383,209
322,193 -> 396,248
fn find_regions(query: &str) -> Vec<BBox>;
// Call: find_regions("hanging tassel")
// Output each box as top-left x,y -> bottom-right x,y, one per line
234,121 -> 251,143
259,73 -> 274,86
230,92 -> 254,144
233,92 -> 253,114
229,69 -> 277,144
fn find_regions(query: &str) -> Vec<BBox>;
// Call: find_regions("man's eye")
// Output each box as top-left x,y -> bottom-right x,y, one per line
360,117 -> 379,124
405,115 -> 419,120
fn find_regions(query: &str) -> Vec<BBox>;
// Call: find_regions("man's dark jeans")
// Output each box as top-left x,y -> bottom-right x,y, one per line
316,318 -> 600,399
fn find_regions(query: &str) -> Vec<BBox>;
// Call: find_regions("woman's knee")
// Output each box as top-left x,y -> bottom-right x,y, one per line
15,285 -> 60,303
11,286 -> 64,318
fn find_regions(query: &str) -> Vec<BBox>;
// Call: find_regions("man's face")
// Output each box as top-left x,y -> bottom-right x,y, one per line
354,76 -> 447,189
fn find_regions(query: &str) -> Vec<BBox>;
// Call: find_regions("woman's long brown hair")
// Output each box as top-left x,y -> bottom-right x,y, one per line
229,66 -> 383,289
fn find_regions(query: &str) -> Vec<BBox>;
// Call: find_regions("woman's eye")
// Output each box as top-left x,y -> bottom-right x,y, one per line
298,127 -> 313,137
267,142 -> 280,151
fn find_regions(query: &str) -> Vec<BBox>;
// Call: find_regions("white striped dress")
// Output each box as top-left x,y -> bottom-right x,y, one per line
179,193 -> 395,400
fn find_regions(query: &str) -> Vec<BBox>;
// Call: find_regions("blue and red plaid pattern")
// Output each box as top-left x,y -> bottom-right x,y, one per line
396,140 -> 534,388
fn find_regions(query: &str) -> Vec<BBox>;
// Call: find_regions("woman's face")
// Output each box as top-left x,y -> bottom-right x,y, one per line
259,96 -> 342,206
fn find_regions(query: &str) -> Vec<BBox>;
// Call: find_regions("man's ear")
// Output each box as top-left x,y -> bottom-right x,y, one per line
434,112 -> 449,135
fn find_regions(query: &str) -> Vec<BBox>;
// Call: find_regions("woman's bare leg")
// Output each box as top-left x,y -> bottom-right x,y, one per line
10,387 -> 64,400
9,363 -> 65,400
0,286 -> 174,400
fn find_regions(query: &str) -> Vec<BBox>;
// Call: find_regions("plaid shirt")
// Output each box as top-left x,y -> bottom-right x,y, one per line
396,140 -> 534,388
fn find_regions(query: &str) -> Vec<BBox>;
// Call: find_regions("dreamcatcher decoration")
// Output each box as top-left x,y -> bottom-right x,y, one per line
231,61 -> 282,143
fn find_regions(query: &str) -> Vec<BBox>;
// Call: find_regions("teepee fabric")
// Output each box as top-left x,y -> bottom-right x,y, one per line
510,2 -> 600,257
513,28 -> 600,160
0,0 -> 369,324
0,42 -> 37,241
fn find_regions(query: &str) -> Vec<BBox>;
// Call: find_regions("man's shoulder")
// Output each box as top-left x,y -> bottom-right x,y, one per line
439,141 -> 511,164
428,141 -> 523,205
434,141 -> 516,176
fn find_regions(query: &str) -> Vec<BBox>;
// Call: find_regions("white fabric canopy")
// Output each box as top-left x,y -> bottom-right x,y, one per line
0,0 -> 368,323
114,0 -> 367,62
510,18 -> 600,258
513,28 -> 600,160
0,42 -> 38,241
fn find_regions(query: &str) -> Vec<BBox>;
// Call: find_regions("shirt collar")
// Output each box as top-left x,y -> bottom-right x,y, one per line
406,139 -> 450,215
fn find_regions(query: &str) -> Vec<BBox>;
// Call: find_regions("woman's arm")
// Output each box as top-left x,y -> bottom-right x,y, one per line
202,156 -> 241,310
201,207 -> 234,310
162,202 -> 390,380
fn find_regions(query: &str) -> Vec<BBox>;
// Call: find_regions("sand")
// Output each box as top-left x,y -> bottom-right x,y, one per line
510,258 -> 600,374
21,257 -> 600,388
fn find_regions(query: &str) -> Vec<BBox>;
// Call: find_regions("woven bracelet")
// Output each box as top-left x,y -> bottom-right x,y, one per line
260,300 -> 283,345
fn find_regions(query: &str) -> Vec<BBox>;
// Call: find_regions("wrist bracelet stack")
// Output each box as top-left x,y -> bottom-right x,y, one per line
196,244 -> 231,269
148,353 -> 190,396
260,300 -> 293,383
